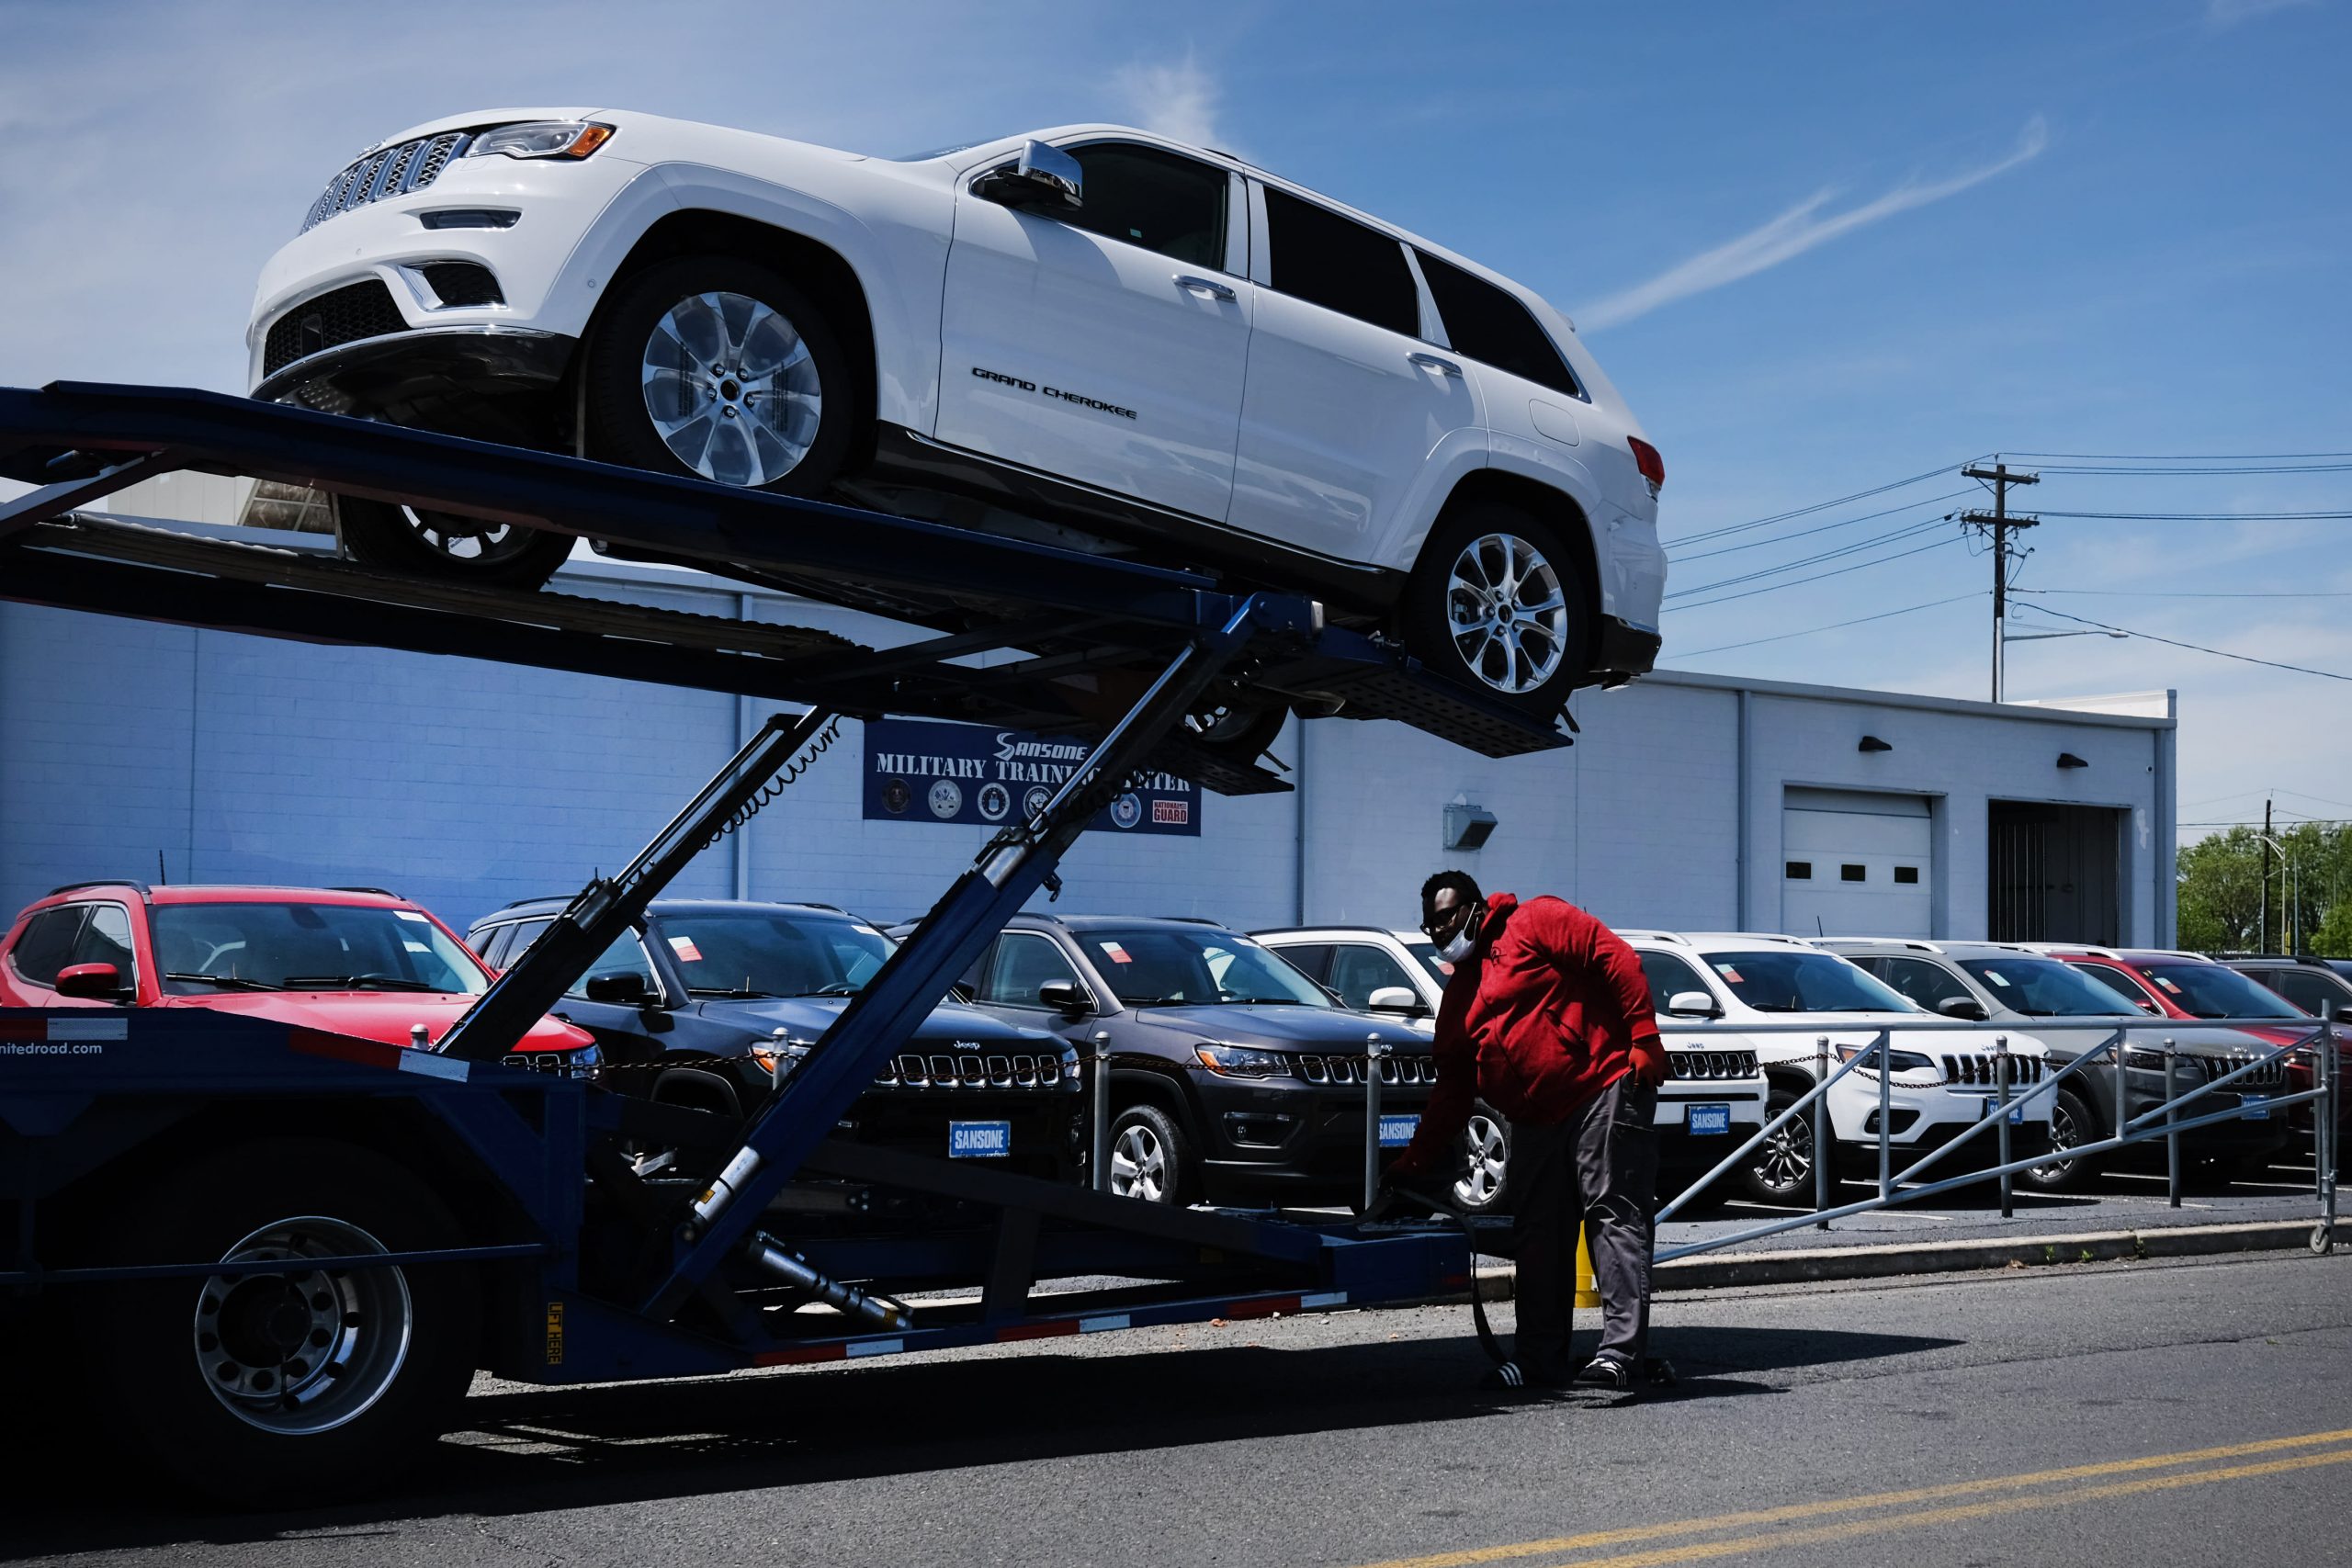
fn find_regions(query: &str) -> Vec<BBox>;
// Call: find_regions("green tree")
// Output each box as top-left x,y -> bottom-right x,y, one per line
2177,820 -> 2351,957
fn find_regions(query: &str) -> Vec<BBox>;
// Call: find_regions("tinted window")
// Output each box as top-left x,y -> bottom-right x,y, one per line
1263,186 -> 1418,335
1081,927 -> 1329,1008
1878,957 -> 1975,1012
1272,943 -> 1333,984
1048,143 -> 1227,267
1415,249 -> 1579,396
569,931 -> 662,1000
1327,943 -> 1423,1010
2064,962 -> 2161,1012
653,911 -> 892,999
1707,951 -> 1917,1014
980,932 -> 1083,1008
1958,958 -> 2143,1017
11,907 -> 86,987
150,902 -> 487,994
2137,963 -> 2308,1020
2267,969 -> 2349,1016
1638,951 -> 1711,1013
501,919 -> 556,963
1400,936 -> 1458,988
71,903 -> 137,985
473,924 -> 515,969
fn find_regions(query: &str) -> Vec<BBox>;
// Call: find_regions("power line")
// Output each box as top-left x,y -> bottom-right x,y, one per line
2020,588 -> 2352,600
2000,449 -> 2352,460
2033,509 -> 2352,522
2011,604 -> 2352,682
1667,491 -> 1973,564
1661,458 -> 1980,548
1666,516 -> 1954,601
1672,592 -> 1983,657
1666,535 -> 1966,611
2030,462 -> 2352,476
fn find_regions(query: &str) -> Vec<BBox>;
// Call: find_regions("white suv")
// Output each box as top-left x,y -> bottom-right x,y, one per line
1253,925 -> 1768,1212
1621,931 -> 2056,1204
249,112 -> 1668,716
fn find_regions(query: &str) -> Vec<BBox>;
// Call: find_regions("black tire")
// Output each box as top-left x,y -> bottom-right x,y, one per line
1404,502 -> 1592,716
334,493 -> 575,590
2022,1087 -> 2101,1193
1182,698 -> 1290,765
1741,1086 -> 1816,1204
85,1137 -> 481,1506
1452,1100 -> 1513,1214
585,254 -> 856,498
1107,1102 -> 1196,1206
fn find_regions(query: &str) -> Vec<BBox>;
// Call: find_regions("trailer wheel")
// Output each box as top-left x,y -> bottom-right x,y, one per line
334,494 -> 576,590
1404,502 -> 1589,716
586,255 -> 855,497
86,1137 -> 481,1506
1740,1087 -> 1815,1204
1108,1104 -> 1197,1206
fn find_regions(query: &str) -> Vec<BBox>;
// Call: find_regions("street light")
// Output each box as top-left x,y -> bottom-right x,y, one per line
2252,831 -> 2303,954
1996,626 -> 2127,700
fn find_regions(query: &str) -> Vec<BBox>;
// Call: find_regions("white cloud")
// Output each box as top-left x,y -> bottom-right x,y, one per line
1578,116 -> 2051,333
1112,51 -> 1222,148
2205,0 -> 2320,29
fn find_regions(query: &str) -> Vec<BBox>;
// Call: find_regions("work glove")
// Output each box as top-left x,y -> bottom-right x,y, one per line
1629,1032 -> 1669,1089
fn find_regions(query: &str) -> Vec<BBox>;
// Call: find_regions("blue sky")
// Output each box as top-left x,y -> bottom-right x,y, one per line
3,0 -> 2346,841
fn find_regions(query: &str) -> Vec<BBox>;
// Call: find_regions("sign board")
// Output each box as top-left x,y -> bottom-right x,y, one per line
864,718 -> 1200,836
949,1121 -> 1012,1158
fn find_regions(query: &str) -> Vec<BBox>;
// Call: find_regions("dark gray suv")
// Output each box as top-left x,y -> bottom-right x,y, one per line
1817,939 -> 2290,1191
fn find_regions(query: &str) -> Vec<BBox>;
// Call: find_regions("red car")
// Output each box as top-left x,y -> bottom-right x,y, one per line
0,882 -> 598,1073
2035,946 -> 2346,1145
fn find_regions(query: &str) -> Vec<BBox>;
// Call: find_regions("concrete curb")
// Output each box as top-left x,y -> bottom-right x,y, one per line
1454,1217 -> 2342,1302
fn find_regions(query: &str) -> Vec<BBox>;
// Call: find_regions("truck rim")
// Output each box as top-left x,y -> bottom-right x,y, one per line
1446,532 -> 1567,695
639,290 -> 823,486
1454,1112 -> 1508,1207
1110,1123 -> 1167,1201
190,1214 -> 414,1435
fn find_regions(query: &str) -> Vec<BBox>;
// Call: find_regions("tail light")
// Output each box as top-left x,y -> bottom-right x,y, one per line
1628,436 -> 1666,493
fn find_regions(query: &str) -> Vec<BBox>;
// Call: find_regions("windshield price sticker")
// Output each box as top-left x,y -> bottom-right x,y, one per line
2242,1094 -> 2271,1120
1687,1103 -> 1732,1135
949,1121 -> 1012,1158
1378,1114 -> 1419,1148
666,935 -> 703,963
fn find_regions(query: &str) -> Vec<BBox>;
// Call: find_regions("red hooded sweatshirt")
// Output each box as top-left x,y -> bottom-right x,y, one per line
1392,892 -> 1666,1176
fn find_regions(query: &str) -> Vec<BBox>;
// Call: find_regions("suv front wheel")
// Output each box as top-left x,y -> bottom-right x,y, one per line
1405,502 -> 1590,716
1106,1103 -> 1197,1206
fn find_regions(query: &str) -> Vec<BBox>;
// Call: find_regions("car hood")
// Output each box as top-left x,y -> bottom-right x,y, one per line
366,107 -> 606,150
692,994 -> 1063,1047
171,992 -> 594,1052
1989,1019 -> 2279,1058
1122,1004 -> 1429,1052
1735,1011 -> 2049,1056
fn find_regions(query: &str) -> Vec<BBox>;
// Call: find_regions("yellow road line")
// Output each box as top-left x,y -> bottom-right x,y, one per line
1350,1425 -> 2352,1568
1526,1445 -> 2352,1568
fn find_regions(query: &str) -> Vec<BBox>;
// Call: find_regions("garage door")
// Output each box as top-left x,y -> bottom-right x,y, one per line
1782,788 -> 1931,938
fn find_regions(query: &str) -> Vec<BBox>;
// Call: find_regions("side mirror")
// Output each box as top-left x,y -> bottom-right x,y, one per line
976,139 -> 1083,209
55,962 -> 128,1000
1937,996 -> 1989,1021
584,973 -> 653,1007
2335,1004 -> 2352,1026
1667,990 -> 1724,1019
1365,986 -> 1425,1014
1036,979 -> 1094,1016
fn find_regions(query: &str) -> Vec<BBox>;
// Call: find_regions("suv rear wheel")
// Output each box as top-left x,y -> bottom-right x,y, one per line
1405,502 -> 1590,716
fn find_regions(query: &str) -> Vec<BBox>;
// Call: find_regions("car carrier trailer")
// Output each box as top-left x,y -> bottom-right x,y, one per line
0,382 -> 1561,1504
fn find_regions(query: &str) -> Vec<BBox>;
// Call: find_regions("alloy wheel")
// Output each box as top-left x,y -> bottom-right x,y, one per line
388,504 -> 552,567
1445,532 -> 1569,695
2031,1100 -> 2082,1185
1110,1123 -> 1167,1201
1454,1111 -> 1509,1208
639,289 -> 823,486
1752,1112 -> 1814,1197
189,1214 -> 414,1435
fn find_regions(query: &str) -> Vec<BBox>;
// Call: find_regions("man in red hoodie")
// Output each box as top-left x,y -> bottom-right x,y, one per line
1391,870 -> 1668,1393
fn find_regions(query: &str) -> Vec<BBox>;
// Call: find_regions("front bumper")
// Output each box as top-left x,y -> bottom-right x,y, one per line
1193,1071 -> 1434,1201
254,323 -> 576,421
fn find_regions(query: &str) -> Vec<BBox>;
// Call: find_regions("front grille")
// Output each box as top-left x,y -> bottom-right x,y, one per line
2202,1052 -> 2289,1090
1668,1049 -> 1760,1079
1295,1054 -> 1438,1086
499,1046 -> 599,1081
262,279 -> 407,378
883,1050 -> 1066,1089
1940,1053 -> 2046,1087
301,132 -> 470,232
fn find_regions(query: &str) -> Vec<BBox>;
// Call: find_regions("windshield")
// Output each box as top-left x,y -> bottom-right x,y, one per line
1959,958 -> 2145,1017
1401,935 -> 1456,988
2138,963 -> 2309,1020
655,911 -> 893,998
1083,928 -> 1331,1008
1707,951 -> 1918,1014
152,902 -> 487,995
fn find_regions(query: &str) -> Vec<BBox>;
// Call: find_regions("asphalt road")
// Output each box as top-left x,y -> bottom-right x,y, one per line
11,1249 -> 2349,1568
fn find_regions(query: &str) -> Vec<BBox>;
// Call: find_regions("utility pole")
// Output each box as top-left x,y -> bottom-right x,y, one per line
1963,462 -> 2040,702
2263,796 -> 2273,953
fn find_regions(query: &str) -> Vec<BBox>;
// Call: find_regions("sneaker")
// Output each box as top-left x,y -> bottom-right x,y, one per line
1480,1361 -> 1566,1392
1573,1353 -> 1635,1393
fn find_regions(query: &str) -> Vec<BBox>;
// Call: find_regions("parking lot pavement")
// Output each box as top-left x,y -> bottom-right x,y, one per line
6,1249 -> 2347,1568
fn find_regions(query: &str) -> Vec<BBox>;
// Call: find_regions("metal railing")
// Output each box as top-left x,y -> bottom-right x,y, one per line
1346,1012 -> 2341,1258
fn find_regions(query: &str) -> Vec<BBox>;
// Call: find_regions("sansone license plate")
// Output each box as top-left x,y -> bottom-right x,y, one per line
1378,1113 -> 1420,1148
1686,1103 -> 1732,1135
949,1120 -> 1012,1157
1979,1098 -> 2028,1124
2241,1094 -> 2271,1120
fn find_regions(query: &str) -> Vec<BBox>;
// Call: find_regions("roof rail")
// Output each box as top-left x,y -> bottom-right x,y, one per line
1157,915 -> 1225,926
329,886 -> 402,899
1612,930 -> 1689,946
46,879 -> 151,897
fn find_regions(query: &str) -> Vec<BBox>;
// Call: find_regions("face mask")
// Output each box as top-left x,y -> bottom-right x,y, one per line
1438,905 -> 1484,964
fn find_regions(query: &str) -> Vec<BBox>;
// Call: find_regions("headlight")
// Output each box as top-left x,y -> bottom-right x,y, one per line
2121,1048 -> 2178,1071
1837,1045 -> 1935,1074
748,1036 -> 814,1082
464,121 -> 616,161
1193,1043 -> 1290,1077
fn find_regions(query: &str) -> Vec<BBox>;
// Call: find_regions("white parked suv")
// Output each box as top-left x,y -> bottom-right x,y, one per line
1253,925 -> 1768,1212
249,111 -> 1668,721
1620,931 -> 2057,1203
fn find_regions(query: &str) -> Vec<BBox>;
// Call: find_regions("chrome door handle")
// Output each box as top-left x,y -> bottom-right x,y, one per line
1409,352 -> 1463,377
1173,274 -> 1237,301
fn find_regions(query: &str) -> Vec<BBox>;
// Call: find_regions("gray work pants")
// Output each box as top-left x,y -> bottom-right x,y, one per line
1508,1075 -> 1657,1376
